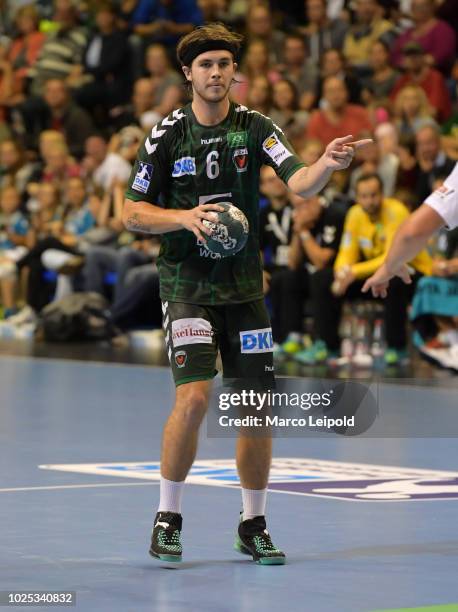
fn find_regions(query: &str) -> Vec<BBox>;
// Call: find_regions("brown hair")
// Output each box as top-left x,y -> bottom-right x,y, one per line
176,23 -> 243,67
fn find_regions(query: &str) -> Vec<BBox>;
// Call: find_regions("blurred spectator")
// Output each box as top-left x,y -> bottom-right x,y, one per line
197,0 -> 230,23
112,77 -> 156,130
243,75 -> 272,116
269,79 -> 309,150
343,0 -> 396,76
287,192 -> 346,357
18,77 -> 95,158
300,173 -> 432,365
244,2 -> 285,65
11,181 -> 63,323
120,0 -> 203,46
28,0 -> 88,95
7,5 -> 45,102
299,138 -> 324,166
232,39 -> 280,105
415,123 -> 455,204
73,3 -> 132,117
348,138 -> 399,197
390,42 -> 452,122
0,39 -> 14,116
307,77 -> 372,147
394,135 -> 421,200
83,134 -> 131,193
278,33 -> 318,111
0,138 -> 36,194
300,0 -> 348,64
258,165 -> 294,345
0,184 -> 29,317
143,43 -> 184,117
361,40 -> 400,108
393,84 -> 436,138
31,139 -> 80,185
315,48 -> 362,106
392,0 -> 456,75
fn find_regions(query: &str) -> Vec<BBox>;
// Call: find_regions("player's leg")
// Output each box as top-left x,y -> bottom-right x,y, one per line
150,301 -> 219,562
222,300 -> 285,564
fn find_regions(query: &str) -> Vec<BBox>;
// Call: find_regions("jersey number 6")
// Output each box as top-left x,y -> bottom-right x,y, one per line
206,151 -> 220,179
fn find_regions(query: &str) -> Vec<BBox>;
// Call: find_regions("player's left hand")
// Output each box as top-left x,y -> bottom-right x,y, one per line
324,135 -> 373,170
361,263 -> 412,298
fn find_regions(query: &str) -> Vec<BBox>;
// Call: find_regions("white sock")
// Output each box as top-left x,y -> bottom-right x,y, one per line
241,487 -> 267,520
158,476 -> 185,514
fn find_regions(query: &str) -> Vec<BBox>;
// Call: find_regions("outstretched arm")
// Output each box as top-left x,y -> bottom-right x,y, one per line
362,204 -> 444,297
287,135 -> 372,198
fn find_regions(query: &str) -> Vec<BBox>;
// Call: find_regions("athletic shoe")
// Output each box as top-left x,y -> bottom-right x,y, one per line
6,305 -> 37,326
149,511 -> 183,562
234,514 -> 285,565
294,340 -> 335,365
384,348 -> 409,366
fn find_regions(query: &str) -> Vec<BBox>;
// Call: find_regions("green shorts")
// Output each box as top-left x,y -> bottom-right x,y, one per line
162,299 -> 275,388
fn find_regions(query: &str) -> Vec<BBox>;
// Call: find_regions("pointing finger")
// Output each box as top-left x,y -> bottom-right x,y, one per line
346,139 -> 374,149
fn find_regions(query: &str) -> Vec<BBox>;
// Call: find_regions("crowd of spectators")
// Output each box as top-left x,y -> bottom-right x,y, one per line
0,0 -> 456,369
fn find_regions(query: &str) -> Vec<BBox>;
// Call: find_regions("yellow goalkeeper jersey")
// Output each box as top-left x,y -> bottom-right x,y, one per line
334,198 -> 432,279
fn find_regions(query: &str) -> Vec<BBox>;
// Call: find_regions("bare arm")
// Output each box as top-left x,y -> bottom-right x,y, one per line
384,204 -> 444,273
362,204 -> 444,297
122,198 -> 223,242
287,136 -> 372,198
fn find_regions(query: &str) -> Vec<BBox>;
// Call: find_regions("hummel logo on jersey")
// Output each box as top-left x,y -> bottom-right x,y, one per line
201,137 -> 222,145
172,156 -> 196,177
132,162 -> 153,193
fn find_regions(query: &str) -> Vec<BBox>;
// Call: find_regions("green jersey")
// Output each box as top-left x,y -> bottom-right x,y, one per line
125,101 -> 305,305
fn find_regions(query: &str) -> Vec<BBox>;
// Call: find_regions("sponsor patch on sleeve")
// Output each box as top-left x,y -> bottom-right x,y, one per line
262,132 -> 292,167
132,162 -> 153,193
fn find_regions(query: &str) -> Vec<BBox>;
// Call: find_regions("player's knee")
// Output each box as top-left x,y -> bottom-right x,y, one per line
174,389 -> 209,427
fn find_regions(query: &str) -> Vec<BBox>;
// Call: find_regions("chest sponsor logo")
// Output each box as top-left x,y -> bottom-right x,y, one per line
172,156 -> 196,177
240,327 -> 273,353
262,132 -> 292,167
227,131 -> 247,147
201,137 -> 222,145
233,147 -> 248,172
132,162 -> 153,193
39,458 -> 458,501
171,317 -> 213,347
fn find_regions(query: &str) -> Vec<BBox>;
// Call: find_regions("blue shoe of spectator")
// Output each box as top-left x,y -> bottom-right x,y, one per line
294,340 -> 337,365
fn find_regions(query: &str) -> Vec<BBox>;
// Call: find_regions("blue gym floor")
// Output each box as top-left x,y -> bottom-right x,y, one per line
1,354 -> 458,612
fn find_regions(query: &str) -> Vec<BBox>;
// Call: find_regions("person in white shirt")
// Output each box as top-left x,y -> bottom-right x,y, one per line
363,162 -> 458,297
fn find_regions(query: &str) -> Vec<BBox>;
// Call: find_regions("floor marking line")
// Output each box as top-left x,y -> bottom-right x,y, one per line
0,482 -> 159,493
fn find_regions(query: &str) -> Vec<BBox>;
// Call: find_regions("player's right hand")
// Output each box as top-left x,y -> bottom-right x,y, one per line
178,204 -> 225,243
362,263 -> 412,298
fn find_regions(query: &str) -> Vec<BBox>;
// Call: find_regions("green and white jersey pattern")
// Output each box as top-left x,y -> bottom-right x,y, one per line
125,101 -> 305,305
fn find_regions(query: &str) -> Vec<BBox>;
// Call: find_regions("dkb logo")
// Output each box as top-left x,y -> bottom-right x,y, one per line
240,328 -> 273,353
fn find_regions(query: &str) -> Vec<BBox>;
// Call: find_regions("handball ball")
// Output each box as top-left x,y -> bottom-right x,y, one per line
202,203 -> 249,257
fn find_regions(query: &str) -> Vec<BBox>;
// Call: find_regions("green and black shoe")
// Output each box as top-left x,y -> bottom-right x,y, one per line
234,514 -> 286,565
149,511 -> 183,562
